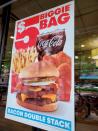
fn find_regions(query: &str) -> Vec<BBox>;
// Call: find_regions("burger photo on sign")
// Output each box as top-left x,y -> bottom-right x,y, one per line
16,61 -> 59,112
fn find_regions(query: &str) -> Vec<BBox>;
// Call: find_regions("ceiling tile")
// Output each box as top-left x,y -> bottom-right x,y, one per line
82,11 -> 98,28
36,0 -> 70,11
76,0 -> 98,10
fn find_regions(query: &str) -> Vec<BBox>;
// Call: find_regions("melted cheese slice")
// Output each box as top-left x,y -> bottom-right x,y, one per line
28,87 -> 42,92
21,94 -> 29,102
42,94 -> 56,102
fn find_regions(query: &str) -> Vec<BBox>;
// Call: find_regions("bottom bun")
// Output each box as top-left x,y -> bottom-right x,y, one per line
16,95 -> 58,112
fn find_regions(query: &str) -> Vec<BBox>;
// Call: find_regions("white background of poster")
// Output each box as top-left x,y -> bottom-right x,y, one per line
5,1 -> 74,131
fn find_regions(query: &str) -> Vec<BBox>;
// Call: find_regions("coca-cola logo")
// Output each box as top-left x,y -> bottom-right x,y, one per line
37,35 -> 63,49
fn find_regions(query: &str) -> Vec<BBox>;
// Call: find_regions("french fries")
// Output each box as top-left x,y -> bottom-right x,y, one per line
12,47 -> 38,74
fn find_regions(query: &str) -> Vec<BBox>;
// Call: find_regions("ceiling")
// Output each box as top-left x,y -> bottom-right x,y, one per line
0,0 -> 98,66
75,0 -> 98,35
75,0 -> 98,52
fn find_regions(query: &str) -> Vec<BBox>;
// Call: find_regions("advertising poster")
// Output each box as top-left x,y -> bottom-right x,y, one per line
5,1 -> 74,131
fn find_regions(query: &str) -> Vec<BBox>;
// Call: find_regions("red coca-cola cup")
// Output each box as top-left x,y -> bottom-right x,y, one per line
36,29 -> 66,60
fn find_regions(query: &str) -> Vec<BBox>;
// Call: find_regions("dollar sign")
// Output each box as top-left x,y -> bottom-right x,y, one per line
18,21 -> 25,33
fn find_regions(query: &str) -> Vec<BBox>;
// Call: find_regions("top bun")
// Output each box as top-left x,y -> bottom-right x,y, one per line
19,61 -> 59,79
